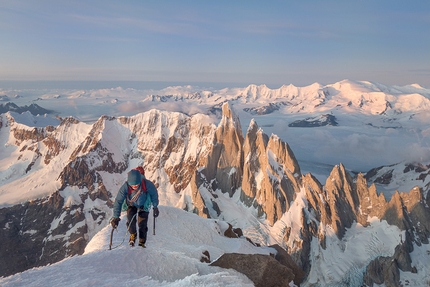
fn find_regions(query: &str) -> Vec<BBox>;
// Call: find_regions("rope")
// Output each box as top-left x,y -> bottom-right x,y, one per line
109,213 -> 137,250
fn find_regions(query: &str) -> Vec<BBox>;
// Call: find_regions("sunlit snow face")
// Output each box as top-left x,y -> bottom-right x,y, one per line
2,80 -> 430,177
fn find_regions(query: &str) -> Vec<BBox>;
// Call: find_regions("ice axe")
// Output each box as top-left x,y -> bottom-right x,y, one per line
153,213 -> 156,235
109,227 -> 114,250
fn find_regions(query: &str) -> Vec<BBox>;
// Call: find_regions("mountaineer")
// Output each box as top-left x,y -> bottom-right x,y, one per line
110,168 -> 159,247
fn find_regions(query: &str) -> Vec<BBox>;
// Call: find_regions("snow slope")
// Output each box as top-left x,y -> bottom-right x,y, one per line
1,205 -> 429,287
0,206 -> 274,287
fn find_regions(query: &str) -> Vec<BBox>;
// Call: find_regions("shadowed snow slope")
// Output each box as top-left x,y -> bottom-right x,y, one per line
0,206 -> 275,287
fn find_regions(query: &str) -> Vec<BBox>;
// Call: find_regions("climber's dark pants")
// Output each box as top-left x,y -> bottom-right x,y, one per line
127,206 -> 149,243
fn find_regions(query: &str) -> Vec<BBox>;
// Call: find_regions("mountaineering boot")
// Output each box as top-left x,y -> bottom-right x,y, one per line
138,238 -> 146,248
129,233 -> 137,247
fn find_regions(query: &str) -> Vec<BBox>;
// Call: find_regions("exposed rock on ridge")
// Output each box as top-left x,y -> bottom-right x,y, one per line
210,252 -> 295,287
0,191 -> 89,277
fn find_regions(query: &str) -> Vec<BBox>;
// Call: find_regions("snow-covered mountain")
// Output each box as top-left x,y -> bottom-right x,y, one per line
3,79 -> 429,171
1,80 -> 430,286
0,206 -> 295,287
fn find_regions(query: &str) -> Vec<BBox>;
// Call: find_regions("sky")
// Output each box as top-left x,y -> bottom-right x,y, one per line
1,0 -> 430,87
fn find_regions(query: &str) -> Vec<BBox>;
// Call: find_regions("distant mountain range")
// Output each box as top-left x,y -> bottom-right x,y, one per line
1,80 -> 430,285
0,102 -> 53,115
0,100 -> 429,286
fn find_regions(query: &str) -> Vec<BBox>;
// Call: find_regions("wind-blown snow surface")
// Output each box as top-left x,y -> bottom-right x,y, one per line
1,206 -> 429,286
0,206 -> 272,287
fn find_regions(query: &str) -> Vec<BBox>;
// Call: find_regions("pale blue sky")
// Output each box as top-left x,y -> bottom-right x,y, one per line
1,0 -> 429,87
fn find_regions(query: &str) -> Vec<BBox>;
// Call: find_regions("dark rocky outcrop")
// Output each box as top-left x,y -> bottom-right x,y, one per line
288,114 -> 338,127
270,244 -> 305,285
363,256 -> 400,287
222,223 -> 245,239
210,253 -> 295,287
393,243 -> 413,272
243,103 -> 281,115
0,191 -> 87,277
200,250 -> 211,263
363,241 -> 415,287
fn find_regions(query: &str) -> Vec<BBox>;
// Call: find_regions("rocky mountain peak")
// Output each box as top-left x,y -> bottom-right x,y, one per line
219,102 -> 243,137
208,102 -> 244,197
267,134 -> 301,176
241,119 -> 302,225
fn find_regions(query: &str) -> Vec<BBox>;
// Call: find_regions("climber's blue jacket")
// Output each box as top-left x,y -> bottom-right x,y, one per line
112,177 -> 159,218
